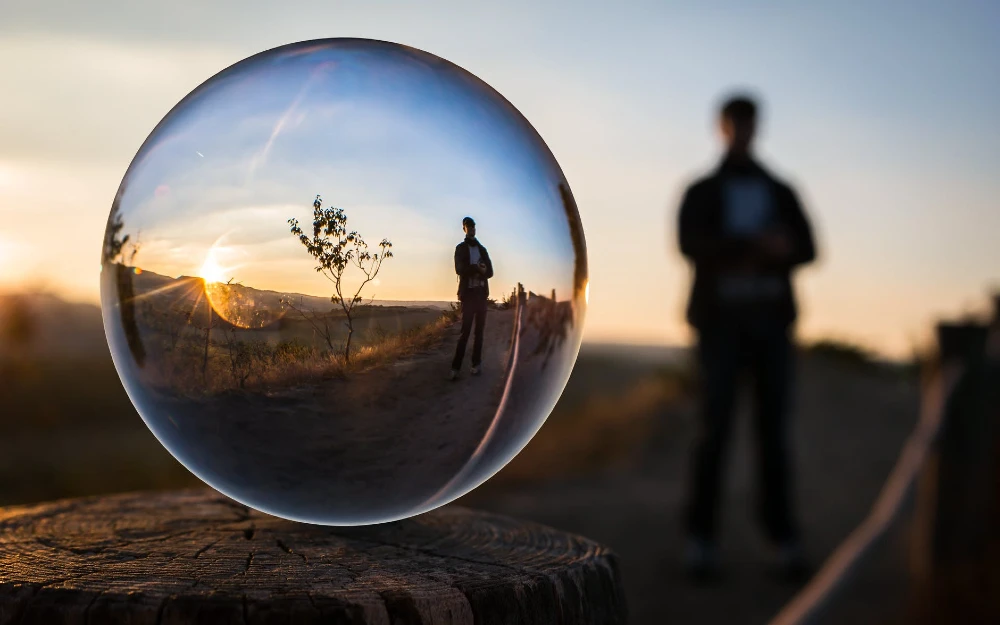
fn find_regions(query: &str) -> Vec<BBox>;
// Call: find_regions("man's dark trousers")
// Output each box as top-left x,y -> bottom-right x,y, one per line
686,317 -> 798,545
452,295 -> 487,370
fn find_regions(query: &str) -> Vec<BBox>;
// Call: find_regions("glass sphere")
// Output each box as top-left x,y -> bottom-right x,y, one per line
100,38 -> 588,525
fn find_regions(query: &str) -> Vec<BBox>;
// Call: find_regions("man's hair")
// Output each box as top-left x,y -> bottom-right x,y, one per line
462,216 -> 475,228
719,95 -> 758,123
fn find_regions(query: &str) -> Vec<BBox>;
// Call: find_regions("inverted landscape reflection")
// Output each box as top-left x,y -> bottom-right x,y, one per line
100,38 -> 588,525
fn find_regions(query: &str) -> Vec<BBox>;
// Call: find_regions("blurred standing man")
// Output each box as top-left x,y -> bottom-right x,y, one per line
450,216 -> 494,380
677,94 -> 817,582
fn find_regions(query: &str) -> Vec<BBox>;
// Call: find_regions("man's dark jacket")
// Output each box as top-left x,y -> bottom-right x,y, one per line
455,239 -> 494,301
678,156 -> 816,330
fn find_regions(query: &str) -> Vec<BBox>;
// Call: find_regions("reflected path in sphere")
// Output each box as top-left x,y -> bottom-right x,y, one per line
155,309 -> 515,525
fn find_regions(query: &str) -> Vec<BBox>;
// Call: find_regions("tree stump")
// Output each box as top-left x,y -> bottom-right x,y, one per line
0,489 -> 626,624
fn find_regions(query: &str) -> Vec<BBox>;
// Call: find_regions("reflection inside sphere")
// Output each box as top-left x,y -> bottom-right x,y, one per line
101,38 -> 587,525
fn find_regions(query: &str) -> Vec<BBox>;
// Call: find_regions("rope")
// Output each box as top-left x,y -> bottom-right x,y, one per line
768,363 -> 962,625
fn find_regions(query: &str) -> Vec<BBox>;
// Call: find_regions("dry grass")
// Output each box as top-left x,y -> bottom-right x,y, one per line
494,369 -> 687,486
142,311 -> 458,396
348,313 -> 456,372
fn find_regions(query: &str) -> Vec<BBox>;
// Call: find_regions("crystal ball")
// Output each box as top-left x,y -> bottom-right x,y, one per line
101,38 -> 588,525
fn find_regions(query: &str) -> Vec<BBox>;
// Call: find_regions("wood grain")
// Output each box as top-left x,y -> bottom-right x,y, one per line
0,489 -> 626,624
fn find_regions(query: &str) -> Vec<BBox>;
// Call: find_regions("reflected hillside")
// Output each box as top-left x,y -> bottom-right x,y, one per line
104,264 -> 476,395
96,179 -> 586,523
98,255 -> 581,522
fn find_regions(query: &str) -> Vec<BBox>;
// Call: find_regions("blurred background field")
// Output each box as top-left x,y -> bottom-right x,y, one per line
0,288 -> 934,624
0,289 -> 693,507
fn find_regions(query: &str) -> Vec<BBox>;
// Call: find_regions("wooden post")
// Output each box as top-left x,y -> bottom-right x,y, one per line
989,293 -> 1000,360
936,322 -> 989,363
0,490 -> 626,624
909,313 -> 1000,622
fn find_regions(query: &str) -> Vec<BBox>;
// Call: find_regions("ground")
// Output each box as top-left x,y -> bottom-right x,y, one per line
461,354 -> 922,625
0,291 -> 928,623
153,309 -> 517,525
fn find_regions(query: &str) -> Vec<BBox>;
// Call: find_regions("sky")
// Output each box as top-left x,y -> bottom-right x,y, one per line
109,39 -> 576,307
1,0 -> 998,358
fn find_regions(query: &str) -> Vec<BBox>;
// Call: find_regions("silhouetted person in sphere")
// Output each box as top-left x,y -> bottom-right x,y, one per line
677,94 -> 817,582
450,217 -> 494,380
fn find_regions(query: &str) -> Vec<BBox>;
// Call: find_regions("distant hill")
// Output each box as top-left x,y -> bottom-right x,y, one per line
132,268 -> 454,312
0,268 -> 452,360
0,292 -> 108,359
1,285 -> 696,365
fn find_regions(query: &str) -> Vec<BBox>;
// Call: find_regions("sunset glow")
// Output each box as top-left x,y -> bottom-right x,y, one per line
198,254 -> 228,285
0,4 -> 996,361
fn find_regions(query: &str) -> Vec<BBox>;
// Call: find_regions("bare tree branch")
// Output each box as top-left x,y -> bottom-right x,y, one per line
288,195 -> 393,362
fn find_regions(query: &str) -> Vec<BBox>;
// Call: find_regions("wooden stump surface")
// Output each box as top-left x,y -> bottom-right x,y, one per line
0,489 -> 625,624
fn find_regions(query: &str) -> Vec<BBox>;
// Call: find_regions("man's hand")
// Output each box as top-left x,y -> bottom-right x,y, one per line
477,262 -> 488,274
755,230 -> 793,262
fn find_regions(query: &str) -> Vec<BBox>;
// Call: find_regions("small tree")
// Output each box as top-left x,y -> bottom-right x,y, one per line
288,195 -> 393,363
224,329 -> 271,389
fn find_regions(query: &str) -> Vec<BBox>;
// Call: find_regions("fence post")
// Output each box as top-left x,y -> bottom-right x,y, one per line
989,294 -> 1000,360
910,310 -> 999,620
502,283 -> 527,377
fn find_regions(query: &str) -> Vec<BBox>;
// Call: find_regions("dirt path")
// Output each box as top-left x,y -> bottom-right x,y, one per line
157,310 -> 516,524
462,356 -> 921,625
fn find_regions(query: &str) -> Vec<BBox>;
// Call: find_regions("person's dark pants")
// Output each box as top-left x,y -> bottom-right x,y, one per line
452,295 -> 488,370
685,319 -> 798,545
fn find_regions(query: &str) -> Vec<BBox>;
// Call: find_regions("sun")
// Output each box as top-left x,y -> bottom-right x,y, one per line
199,254 -> 228,284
